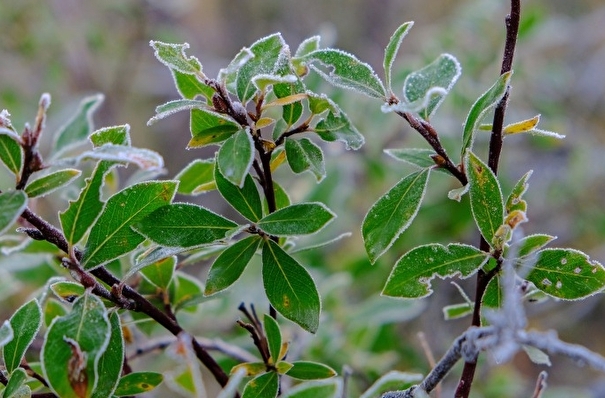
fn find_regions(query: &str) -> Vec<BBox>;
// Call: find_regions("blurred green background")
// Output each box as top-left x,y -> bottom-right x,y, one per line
1,0 -> 605,396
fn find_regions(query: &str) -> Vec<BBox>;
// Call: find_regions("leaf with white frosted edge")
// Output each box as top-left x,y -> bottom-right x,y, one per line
443,302 -> 473,320
383,21 -> 414,93
25,168 -> 81,198
89,125 -> 130,147
52,94 -> 104,157
170,271 -> 205,311
134,203 -> 237,248
506,170 -> 532,214
461,71 -> 512,158
522,248 -> 605,300
81,180 -> 177,270
506,234 -> 556,259
91,312 -> 124,398
252,74 -> 298,92
2,299 -> 42,373
382,243 -> 489,298
384,148 -> 451,175
217,128 -> 254,187
147,99 -> 207,125
218,47 -> 254,90
172,69 -> 215,101
257,202 -> 335,236
302,49 -> 386,99
306,91 -> 339,115
79,145 -> 164,171
362,169 -> 430,264
175,159 -> 216,195
3,368 -> 29,398
0,321 -> 13,348
294,36 -> 321,58
0,128 -> 23,178
149,41 -> 204,76
360,370 -> 422,398
242,372 -> 279,398
140,256 -> 176,290
262,240 -> 321,333
285,137 -> 326,182
0,191 -> 27,236
187,108 -> 241,148
465,150 -> 504,248
215,163 -> 263,222
314,110 -> 364,150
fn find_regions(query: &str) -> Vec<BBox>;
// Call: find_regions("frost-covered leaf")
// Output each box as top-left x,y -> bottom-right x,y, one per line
281,379 -> 341,398
301,49 -> 386,99
52,94 -> 104,157
0,191 -> 27,236
215,164 -> 263,222
252,74 -> 298,93
2,299 -> 42,373
204,236 -> 262,296
294,36 -> 321,58
172,69 -> 215,101
383,21 -> 414,93
522,248 -> 605,300
257,202 -> 335,236
285,137 -> 326,182
150,41 -> 203,76
0,321 -> 13,348
218,47 -> 254,90
3,368 -> 29,398
307,91 -> 339,115
242,371 -> 279,398
506,170 -> 532,214
114,372 -> 163,396
384,147 -> 451,175
443,302 -> 473,320
465,150 -> 504,248
25,168 -> 81,198
360,370 -> 423,398
175,159 -> 216,195
80,145 -> 164,171
89,125 -> 130,147
314,109 -> 364,150
0,128 -> 22,178
187,108 -> 241,148
134,203 -> 237,248
262,240 -> 321,333
507,234 -> 556,258
81,180 -> 177,270
383,243 -> 489,298
147,99 -> 207,125
91,312 -> 123,398
502,114 -> 565,139
286,361 -> 336,380
461,71 -> 512,158
140,256 -> 176,290
217,128 -> 254,187
362,169 -> 430,263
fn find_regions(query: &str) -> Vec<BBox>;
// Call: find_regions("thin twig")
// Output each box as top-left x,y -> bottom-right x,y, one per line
531,371 -> 548,398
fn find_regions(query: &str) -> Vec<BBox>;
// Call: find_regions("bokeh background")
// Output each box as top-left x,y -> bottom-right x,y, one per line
1,0 -> 605,396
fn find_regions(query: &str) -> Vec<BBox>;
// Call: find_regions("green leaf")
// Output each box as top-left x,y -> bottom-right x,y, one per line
187,108 -> 241,148
215,164 -> 263,222
384,148 -> 449,175
147,99 -> 207,125
3,368 -> 28,398
172,69 -> 215,101
150,41 -> 203,75
482,275 -> 502,309
508,233 -> 556,258
0,128 -> 23,178
286,361 -> 336,380
314,109 -> 364,150
175,159 -> 216,195
263,314 -> 282,364
400,53 -> 461,119
522,248 -> 605,300
79,144 -> 164,171
91,312 -> 123,398
294,36 -> 321,58
140,255 -> 176,290
170,272 -> 205,311
114,372 -> 163,396
204,236 -> 262,296
41,292 -> 111,398
281,379 -> 340,398
231,362 -> 267,377
285,138 -> 326,182
383,243 -> 489,298
236,33 -> 287,103
242,371 -> 279,398
2,299 -> 42,373
81,180 -> 177,270
24,168 -> 81,198
44,299 -> 67,327
52,94 -> 104,157
506,170 -> 532,214
306,91 -> 339,116
362,169 -> 430,263
218,47 -> 254,90
217,128 -> 254,187
257,202 -> 335,236
59,161 -> 114,246
262,240 -> 321,333
272,58 -> 306,127
0,191 -> 27,236
383,21 -> 414,93
301,49 -> 386,99
443,303 -> 473,320
360,370 -> 423,398
50,281 -> 85,303
89,124 -> 130,147
0,321 -> 13,348
465,151 -> 504,248
461,71 -> 512,158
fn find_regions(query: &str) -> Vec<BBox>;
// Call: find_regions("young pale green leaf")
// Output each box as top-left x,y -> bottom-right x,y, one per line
252,74 -> 298,93
522,248 -> 605,300
302,49 -> 386,99
507,233 -> 556,258
285,138 -> 326,182
264,314 -> 282,364
383,22 -> 414,93
400,53 -> 461,119
257,202 -> 335,236
314,110 -> 364,150
204,236 -> 262,296
217,128 -> 254,187
59,161 -> 114,246
465,151 -> 504,248
44,299 -> 68,327
262,240 -> 321,333
362,169 -> 430,264
91,312 -> 123,398
175,159 -> 215,195
3,368 -> 29,398
215,164 -> 263,222
150,41 -> 203,76
242,371 -> 279,398
461,71 -> 512,158
81,180 -> 177,270
506,170 -> 532,214
237,33 -> 288,104
79,144 -> 164,171
89,124 -> 130,147
52,94 -> 104,157
24,168 -> 81,198
522,345 -> 551,366
114,372 -> 163,396
147,99 -> 207,125
187,108 -> 241,148
281,380 -> 340,398
140,255 -> 176,290
41,293 -> 111,398
0,191 -> 27,236
286,361 -> 336,380
170,272 -> 205,312
0,321 -> 13,347
2,299 -> 42,373
50,281 -> 85,303
443,303 -> 473,320
172,69 -> 215,101
383,243 -> 489,298
0,129 -> 23,178
294,36 -> 321,58
360,370 -> 423,398
134,203 -> 237,248
306,91 -> 339,116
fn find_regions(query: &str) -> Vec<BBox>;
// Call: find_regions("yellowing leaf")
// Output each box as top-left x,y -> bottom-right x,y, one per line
503,114 -> 541,134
